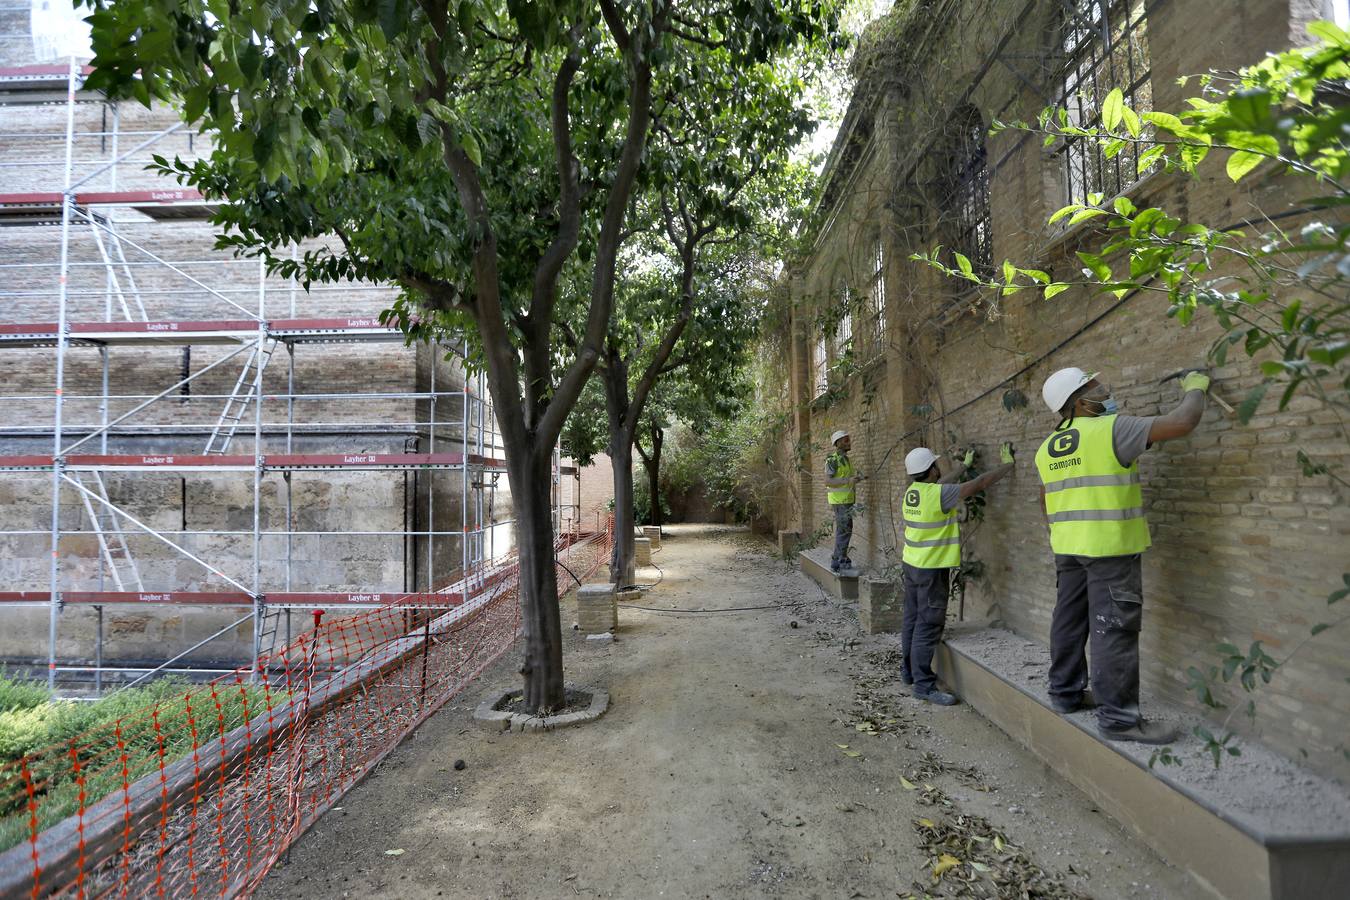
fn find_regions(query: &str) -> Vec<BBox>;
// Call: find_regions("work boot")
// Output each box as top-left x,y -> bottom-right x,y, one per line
1097,719 -> 1177,745
1051,691 -> 1097,714
915,690 -> 959,706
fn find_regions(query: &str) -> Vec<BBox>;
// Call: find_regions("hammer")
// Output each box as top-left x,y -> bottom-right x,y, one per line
1160,368 -> 1235,414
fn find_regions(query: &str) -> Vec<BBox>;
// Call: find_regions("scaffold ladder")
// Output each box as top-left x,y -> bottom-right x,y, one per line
205,337 -> 277,454
254,601 -> 286,666
88,213 -> 148,321
71,470 -> 143,591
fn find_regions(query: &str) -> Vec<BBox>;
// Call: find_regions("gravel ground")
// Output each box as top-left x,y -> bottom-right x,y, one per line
259,524 -> 1204,899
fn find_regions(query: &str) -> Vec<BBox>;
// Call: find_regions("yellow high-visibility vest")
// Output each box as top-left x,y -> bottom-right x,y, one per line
827,451 -> 855,505
901,481 -> 960,568
1034,414 -> 1150,557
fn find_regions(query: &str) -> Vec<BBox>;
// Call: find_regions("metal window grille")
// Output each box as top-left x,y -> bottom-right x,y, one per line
813,335 -> 828,397
942,107 -> 993,278
1057,0 -> 1152,206
870,241 -> 886,351
837,282 -> 853,348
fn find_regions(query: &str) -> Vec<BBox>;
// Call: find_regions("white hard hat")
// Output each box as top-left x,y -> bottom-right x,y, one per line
1042,367 -> 1098,414
904,447 -> 940,476
830,430 -> 849,446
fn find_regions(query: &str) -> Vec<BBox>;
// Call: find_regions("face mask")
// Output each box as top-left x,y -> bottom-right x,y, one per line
1100,397 -> 1119,415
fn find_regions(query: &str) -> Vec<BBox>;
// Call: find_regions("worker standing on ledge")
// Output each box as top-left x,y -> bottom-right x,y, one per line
900,442 -> 1016,705
825,430 -> 861,575
1035,367 -> 1209,744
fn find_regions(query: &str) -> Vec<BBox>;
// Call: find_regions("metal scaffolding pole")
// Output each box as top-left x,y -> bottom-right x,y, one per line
252,260 -> 265,680
46,58 -> 78,690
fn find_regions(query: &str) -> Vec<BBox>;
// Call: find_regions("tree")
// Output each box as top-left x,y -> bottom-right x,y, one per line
634,346 -> 751,528
595,51 -> 828,579
84,0 -> 838,711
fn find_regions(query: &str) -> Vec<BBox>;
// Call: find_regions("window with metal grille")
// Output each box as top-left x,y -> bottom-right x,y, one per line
837,282 -> 853,347
869,241 -> 886,353
941,106 -> 993,278
1057,0 -> 1152,206
813,334 -> 828,397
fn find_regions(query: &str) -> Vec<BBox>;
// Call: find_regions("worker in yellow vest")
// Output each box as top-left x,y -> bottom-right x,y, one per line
825,430 -> 862,574
1035,367 -> 1208,744
900,442 -> 1015,705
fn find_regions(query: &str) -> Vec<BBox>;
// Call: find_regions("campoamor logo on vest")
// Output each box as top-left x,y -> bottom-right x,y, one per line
905,489 -> 920,507
1047,429 -> 1080,458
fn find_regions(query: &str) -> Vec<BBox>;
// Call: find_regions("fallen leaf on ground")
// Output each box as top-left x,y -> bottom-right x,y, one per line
917,818 -> 936,829
842,749 -> 862,758
385,849 -> 405,856
900,776 -> 917,790
933,854 -> 961,878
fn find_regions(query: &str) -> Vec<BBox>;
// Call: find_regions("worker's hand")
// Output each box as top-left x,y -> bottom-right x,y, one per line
999,441 -> 1015,464
961,449 -> 975,468
1181,371 -> 1211,394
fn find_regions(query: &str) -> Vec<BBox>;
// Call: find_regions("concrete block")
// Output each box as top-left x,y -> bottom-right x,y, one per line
634,537 -> 652,566
797,547 -> 858,601
777,530 -> 800,557
641,525 -> 661,549
576,582 -> 617,634
858,578 -> 901,634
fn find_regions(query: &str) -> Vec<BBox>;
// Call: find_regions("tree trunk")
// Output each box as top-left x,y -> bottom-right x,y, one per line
646,423 -> 664,528
601,352 -> 636,584
510,446 -> 566,712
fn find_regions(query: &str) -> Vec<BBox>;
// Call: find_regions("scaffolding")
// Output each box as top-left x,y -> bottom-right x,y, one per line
0,60 -> 577,693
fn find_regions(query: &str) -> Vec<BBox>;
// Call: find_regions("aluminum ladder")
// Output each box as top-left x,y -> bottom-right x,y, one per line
205,336 -> 277,454
72,470 -> 144,591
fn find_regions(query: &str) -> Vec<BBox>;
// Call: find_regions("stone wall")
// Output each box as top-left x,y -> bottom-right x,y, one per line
772,0 -> 1350,780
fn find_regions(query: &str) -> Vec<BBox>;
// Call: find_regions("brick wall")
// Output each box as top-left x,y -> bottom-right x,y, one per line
773,0 -> 1350,780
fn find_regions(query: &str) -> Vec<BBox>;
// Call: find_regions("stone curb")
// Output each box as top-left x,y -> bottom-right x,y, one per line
473,683 -> 610,733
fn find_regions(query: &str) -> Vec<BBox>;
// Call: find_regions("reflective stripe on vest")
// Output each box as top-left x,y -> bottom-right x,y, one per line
901,481 -> 960,568
827,451 -> 855,505
1034,415 -> 1150,557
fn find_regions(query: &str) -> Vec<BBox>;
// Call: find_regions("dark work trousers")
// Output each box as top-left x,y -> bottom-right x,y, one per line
900,563 -> 950,694
1049,553 -> 1144,730
830,504 -> 854,568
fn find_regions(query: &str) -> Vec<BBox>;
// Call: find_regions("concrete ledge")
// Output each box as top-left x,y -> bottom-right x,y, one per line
777,530 -> 800,557
798,547 -> 857,600
634,536 -> 652,566
473,683 -> 610,732
935,636 -> 1350,900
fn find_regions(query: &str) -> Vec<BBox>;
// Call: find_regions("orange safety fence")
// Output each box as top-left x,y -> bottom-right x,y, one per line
0,522 -> 613,898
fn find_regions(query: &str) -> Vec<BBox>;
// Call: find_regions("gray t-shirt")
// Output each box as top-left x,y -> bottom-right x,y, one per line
939,483 -> 960,514
1112,415 -> 1156,466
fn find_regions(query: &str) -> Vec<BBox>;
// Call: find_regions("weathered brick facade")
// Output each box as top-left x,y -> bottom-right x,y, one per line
771,0 -> 1350,780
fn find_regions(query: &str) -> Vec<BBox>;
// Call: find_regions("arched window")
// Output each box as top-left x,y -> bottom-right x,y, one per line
868,239 -> 886,353
1056,0 -> 1152,205
940,105 -> 992,278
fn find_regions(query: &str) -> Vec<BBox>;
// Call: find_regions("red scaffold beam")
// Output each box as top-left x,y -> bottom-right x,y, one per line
0,453 -> 510,471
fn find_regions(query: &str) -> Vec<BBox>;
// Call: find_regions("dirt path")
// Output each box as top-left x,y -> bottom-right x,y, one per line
260,525 -> 1203,899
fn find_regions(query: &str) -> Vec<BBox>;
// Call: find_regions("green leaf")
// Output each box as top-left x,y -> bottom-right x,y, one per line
1068,207 -> 1107,226
1076,251 -> 1112,282
460,130 -> 482,167
1044,283 -> 1070,299
1136,145 -> 1165,175
1048,204 -> 1081,225
1225,133 -> 1279,182
954,252 -> 973,277
1237,382 -> 1269,424
1142,111 -> 1185,134
1113,196 -> 1136,216
1002,259 -> 1016,284
1121,104 -> 1141,138
1102,88 -> 1124,131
